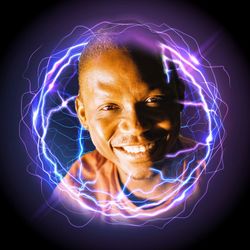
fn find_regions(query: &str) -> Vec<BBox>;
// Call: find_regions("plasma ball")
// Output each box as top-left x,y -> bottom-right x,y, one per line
20,21 -> 227,227
189,54 -> 200,65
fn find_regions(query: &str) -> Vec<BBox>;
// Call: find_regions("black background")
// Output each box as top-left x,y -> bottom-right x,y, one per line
0,0 -> 249,249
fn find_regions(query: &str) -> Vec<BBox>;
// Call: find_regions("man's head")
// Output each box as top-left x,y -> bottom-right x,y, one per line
76,36 -> 184,179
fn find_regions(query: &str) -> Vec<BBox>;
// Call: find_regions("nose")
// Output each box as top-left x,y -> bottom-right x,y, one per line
118,108 -> 151,136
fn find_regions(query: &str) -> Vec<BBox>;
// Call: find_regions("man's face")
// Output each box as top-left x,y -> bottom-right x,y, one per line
77,49 -> 180,179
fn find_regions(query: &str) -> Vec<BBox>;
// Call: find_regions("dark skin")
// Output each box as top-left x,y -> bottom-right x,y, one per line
76,48 -> 181,199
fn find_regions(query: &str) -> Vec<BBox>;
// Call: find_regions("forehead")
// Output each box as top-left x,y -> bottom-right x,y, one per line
80,49 -> 167,97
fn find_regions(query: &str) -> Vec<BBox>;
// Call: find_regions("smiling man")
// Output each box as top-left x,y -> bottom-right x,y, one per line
53,36 -> 201,221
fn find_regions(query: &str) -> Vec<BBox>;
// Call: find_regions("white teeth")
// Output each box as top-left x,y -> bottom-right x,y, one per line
123,146 -> 146,153
122,144 -> 154,154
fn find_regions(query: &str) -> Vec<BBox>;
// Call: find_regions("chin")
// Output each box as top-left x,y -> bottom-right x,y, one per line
118,160 -> 156,180
130,171 -> 155,180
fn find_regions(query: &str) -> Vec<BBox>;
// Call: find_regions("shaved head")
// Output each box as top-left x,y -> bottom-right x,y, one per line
78,35 -> 170,102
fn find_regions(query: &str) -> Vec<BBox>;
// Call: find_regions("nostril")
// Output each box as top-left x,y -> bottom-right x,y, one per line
119,118 -> 150,135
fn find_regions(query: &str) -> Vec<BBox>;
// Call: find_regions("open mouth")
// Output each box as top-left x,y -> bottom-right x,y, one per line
113,141 -> 160,162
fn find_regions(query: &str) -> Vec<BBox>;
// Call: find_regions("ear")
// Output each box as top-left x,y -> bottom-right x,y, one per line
75,96 -> 89,130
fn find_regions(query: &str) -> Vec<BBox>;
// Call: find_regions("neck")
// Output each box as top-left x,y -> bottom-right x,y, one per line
117,164 -> 172,201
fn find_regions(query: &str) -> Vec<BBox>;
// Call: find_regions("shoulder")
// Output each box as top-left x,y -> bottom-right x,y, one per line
52,150 -> 106,201
52,150 -> 107,197
51,150 -> 115,213
64,150 -> 107,181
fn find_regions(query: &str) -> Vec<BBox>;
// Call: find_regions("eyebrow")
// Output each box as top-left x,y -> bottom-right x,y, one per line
92,81 -> 119,96
93,83 -> 166,101
96,81 -> 115,89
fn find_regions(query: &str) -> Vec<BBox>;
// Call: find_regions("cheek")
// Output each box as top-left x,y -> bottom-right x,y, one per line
89,116 -> 118,144
156,113 -> 180,135
157,120 -> 172,130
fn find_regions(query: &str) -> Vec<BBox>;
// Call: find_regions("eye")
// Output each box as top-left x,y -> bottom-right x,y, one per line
145,96 -> 165,107
101,104 -> 120,111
